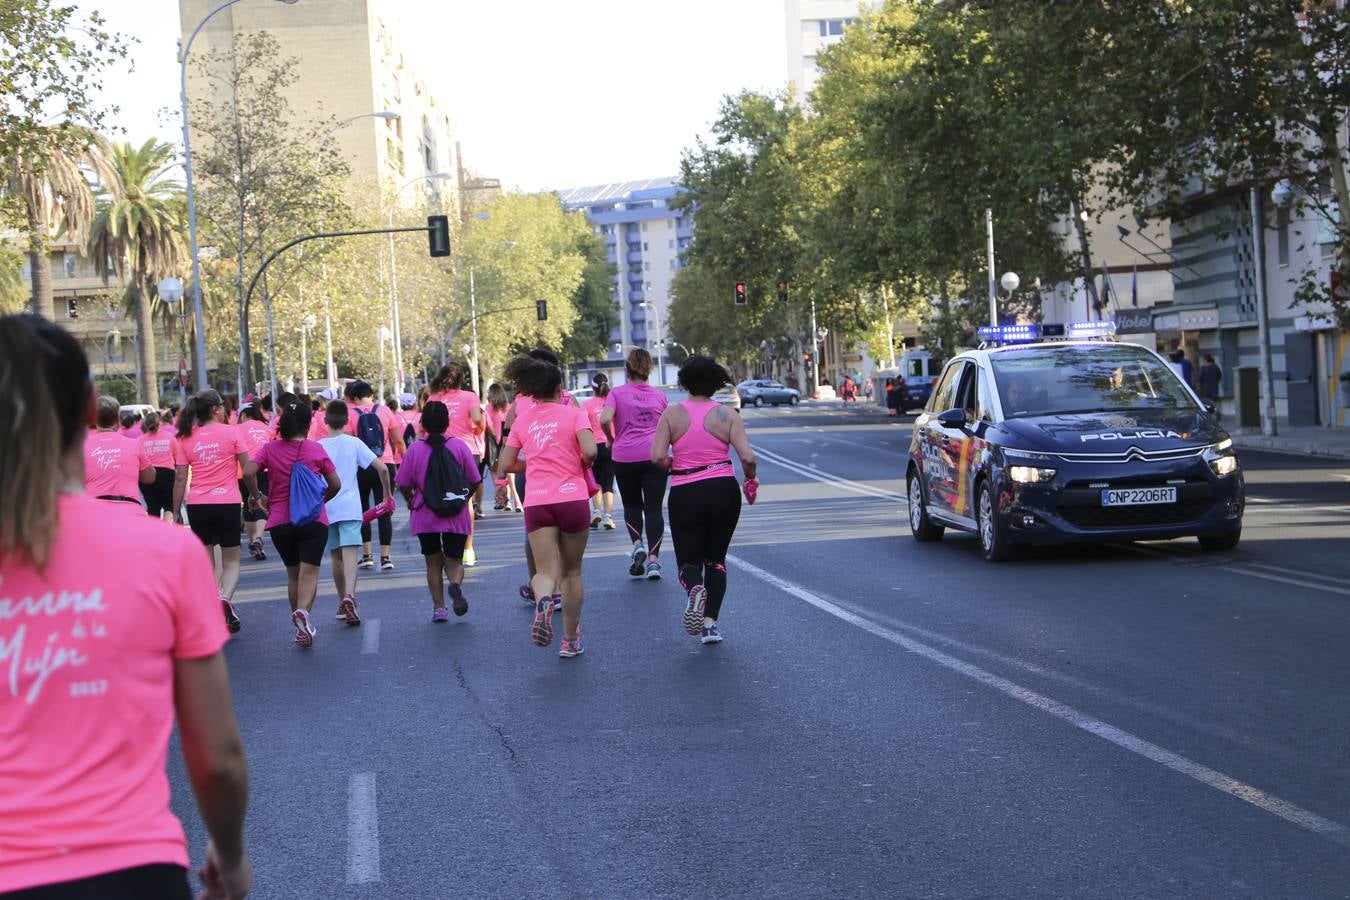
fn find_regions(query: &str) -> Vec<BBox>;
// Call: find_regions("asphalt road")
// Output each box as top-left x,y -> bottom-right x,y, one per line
168,405 -> 1350,898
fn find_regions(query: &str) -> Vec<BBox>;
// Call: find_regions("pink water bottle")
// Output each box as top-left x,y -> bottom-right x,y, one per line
743,477 -> 758,505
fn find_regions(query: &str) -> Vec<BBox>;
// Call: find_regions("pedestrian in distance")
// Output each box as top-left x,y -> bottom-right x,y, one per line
650,355 -> 757,644
582,374 -> 617,530
599,348 -> 669,580
236,403 -> 272,561
320,400 -> 392,627
119,408 -> 143,438
483,382 -> 519,512
138,410 -> 178,522
85,394 -> 155,506
0,314 -> 251,900
173,389 -> 252,635
495,354 -> 597,657
428,362 -> 487,564
343,380 -> 403,573
1197,354 -> 1223,402
396,400 -> 481,623
242,398 -> 340,649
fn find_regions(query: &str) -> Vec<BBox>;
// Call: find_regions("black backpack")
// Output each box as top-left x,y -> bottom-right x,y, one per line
422,436 -> 470,517
356,407 -> 385,455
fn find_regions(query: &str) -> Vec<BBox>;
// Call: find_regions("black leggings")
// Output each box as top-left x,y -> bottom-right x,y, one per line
358,464 -> 392,546
140,466 -> 175,517
668,477 -> 742,621
613,460 -> 668,555
3,864 -> 191,899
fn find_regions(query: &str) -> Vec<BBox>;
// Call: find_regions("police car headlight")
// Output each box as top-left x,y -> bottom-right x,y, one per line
1205,440 -> 1239,477
1008,465 -> 1057,484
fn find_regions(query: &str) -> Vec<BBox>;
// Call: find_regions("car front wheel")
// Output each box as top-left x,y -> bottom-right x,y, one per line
789,395 -> 799,406
977,479 -> 1016,561
753,396 -> 764,408
908,472 -> 944,542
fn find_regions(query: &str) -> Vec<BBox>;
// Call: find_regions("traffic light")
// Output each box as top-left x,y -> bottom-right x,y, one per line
777,280 -> 788,303
427,215 -> 450,257
803,352 -> 812,363
536,299 -> 548,321
734,281 -> 747,306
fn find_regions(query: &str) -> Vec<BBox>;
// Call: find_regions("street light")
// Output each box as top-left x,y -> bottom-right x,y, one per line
1000,271 -> 1020,297
180,0 -> 300,392
299,313 -> 317,395
639,300 -> 665,385
388,171 -> 453,393
158,277 -> 186,403
315,110 -> 400,387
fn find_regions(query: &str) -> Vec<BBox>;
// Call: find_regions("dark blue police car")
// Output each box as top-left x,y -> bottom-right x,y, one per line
905,323 -> 1244,561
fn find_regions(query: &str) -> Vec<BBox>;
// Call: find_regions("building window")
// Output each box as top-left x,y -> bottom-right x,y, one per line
643,242 -> 648,251
644,261 -> 650,271
670,260 -> 676,270
820,18 -> 846,36
1276,206 -> 1290,267
641,222 -> 647,232
63,252 -> 77,279
668,239 -> 675,248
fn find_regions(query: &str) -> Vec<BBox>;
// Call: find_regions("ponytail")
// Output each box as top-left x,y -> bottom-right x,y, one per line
176,389 -> 223,439
0,314 -> 91,570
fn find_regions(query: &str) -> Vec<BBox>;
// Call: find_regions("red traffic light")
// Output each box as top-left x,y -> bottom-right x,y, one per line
734,282 -> 747,306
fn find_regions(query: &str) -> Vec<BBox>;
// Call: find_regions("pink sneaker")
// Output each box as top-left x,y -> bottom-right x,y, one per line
531,594 -> 556,646
432,606 -> 449,623
338,595 -> 361,626
292,609 -> 315,648
559,625 -> 584,658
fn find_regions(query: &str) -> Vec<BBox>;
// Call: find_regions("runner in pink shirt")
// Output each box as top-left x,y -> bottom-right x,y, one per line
138,411 -> 178,521
428,361 -> 486,566
582,374 -> 617,530
495,354 -> 597,658
84,396 -> 154,506
484,382 -> 520,512
173,389 -> 252,635
599,348 -> 669,580
237,402 -> 273,561
0,314 -> 250,899
343,380 -> 403,572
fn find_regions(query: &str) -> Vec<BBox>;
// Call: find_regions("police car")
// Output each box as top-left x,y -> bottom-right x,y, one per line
905,322 -> 1244,561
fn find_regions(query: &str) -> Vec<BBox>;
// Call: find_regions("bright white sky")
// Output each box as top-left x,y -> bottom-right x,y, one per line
79,0 -> 790,192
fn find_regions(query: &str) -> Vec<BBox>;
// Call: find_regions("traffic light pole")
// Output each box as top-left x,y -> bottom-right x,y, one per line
243,224 -> 437,403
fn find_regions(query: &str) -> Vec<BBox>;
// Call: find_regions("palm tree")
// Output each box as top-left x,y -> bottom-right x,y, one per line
89,140 -> 186,407
3,127 -> 115,320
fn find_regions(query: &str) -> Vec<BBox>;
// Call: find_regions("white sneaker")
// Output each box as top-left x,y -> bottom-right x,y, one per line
602,515 -> 616,530
628,542 -> 647,577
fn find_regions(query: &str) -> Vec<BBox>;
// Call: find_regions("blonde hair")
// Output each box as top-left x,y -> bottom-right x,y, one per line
625,348 -> 653,381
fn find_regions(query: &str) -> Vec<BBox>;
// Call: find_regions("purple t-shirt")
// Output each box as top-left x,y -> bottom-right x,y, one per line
396,436 -> 481,535
251,439 -> 335,529
604,382 -> 668,464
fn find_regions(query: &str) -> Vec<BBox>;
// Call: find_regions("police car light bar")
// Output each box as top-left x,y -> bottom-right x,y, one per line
977,324 -> 1041,344
1066,320 -> 1117,339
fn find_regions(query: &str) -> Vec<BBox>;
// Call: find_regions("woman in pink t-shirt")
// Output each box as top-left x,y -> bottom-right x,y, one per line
243,399 -> 339,649
494,355 -> 597,658
582,374 -> 616,530
236,403 -> 273,561
484,382 -> 521,512
84,395 -> 154,505
599,348 -> 669,580
428,362 -> 486,564
173,389 -> 252,635
0,314 -> 250,899
138,411 -> 178,521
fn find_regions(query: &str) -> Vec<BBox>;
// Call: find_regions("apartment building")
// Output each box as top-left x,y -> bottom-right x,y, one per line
178,0 -> 461,213
784,0 -> 868,100
557,178 -> 691,385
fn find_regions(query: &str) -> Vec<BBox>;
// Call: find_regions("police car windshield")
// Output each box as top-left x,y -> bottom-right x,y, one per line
991,346 -> 1197,418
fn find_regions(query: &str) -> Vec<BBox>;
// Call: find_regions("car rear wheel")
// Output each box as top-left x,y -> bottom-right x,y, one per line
977,480 -> 1016,562
753,396 -> 764,408
908,472 -> 944,542
1198,529 -> 1241,552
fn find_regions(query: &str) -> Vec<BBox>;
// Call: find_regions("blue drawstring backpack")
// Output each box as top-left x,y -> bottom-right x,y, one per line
288,443 -> 326,526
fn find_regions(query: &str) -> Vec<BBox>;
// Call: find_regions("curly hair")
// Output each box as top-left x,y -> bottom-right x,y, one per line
677,355 -> 732,398
503,354 -> 562,399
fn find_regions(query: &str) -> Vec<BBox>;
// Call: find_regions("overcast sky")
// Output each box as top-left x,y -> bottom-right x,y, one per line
80,0 -> 791,192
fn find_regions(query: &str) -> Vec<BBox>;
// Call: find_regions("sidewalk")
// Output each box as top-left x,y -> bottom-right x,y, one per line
1230,426 -> 1350,461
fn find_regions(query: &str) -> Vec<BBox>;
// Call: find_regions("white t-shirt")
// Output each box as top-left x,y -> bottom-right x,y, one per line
320,434 -> 378,523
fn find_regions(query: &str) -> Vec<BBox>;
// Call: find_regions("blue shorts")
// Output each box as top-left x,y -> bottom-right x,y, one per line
325,520 -> 362,552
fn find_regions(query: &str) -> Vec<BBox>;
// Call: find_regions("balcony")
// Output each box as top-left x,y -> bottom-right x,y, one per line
629,289 -> 645,302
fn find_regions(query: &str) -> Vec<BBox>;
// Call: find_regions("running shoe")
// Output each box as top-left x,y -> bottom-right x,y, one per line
628,542 -> 647,578
249,539 -> 266,561
221,597 -> 241,634
292,609 -> 315,648
463,548 -> 477,568
590,511 -> 602,529
448,582 -> 469,617
380,556 -> 395,572
358,554 -> 374,570
645,558 -> 663,581
493,501 -> 505,510
519,584 -> 536,605
338,595 -> 361,627
531,594 -> 556,647
683,585 -> 707,635
602,514 -> 616,530
432,606 -> 449,623
559,627 -> 584,658
700,623 -> 723,645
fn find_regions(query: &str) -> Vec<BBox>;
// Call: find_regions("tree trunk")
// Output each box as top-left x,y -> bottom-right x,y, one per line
27,206 -> 54,320
135,264 -> 160,407
1070,196 -> 1101,317
236,247 -> 251,394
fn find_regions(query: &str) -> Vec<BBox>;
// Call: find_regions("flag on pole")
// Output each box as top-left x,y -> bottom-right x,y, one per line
1130,262 -> 1138,307
1100,263 -> 1114,314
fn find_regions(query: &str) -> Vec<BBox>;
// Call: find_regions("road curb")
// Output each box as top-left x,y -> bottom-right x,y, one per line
1231,434 -> 1350,461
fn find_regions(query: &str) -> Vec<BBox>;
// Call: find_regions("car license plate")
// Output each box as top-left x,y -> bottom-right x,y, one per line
1101,487 -> 1177,507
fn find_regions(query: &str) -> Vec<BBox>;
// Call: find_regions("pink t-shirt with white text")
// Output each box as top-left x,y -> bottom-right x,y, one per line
235,420 -> 271,458
0,493 -> 228,893
83,431 -> 150,499
604,382 -> 667,463
173,423 -> 247,505
506,402 -> 592,506
430,390 -> 483,457
139,431 -> 177,470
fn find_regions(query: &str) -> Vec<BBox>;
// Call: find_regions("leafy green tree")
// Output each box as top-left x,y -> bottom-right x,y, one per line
88,140 -> 186,406
0,243 -> 25,314
668,260 -> 761,367
560,229 -> 617,365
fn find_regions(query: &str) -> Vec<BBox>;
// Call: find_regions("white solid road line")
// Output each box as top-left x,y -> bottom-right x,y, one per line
727,553 -> 1350,848
362,618 -> 381,654
347,772 -> 382,884
754,445 -> 907,503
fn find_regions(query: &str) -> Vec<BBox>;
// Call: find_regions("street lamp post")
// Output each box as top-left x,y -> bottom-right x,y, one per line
469,265 -> 480,397
986,208 -> 999,326
300,313 -> 317,395
639,300 -> 664,385
180,0 -> 300,392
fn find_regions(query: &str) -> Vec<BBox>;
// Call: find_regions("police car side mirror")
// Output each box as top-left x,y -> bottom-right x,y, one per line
936,408 -> 968,430
1202,401 -> 1217,416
